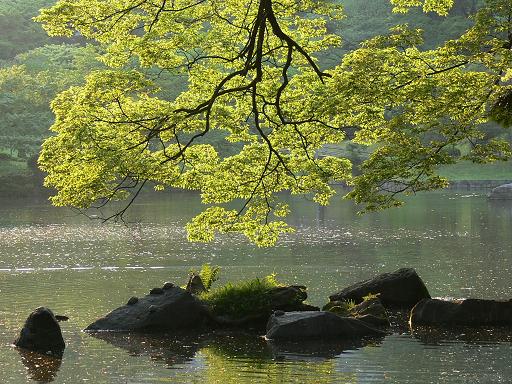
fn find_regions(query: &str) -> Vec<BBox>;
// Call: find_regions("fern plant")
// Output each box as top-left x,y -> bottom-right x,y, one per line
196,264 -> 221,291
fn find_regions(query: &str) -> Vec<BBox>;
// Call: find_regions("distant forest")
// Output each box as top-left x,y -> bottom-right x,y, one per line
0,0 -> 507,194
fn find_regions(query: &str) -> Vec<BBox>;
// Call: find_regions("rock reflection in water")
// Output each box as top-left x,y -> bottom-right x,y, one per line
411,325 -> 512,346
203,331 -> 272,359
267,335 -> 385,361
90,329 -> 384,365
89,331 -> 201,367
90,330 -> 274,365
16,348 -> 62,383
199,334 -> 383,383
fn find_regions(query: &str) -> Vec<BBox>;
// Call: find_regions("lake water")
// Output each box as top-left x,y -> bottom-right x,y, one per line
0,189 -> 511,383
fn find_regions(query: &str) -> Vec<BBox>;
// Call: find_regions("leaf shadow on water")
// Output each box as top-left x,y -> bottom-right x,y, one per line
15,348 -> 62,383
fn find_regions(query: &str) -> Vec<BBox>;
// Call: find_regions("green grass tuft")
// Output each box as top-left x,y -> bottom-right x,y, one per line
325,299 -> 356,316
362,292 -> 380,301
200,274 -> 281,319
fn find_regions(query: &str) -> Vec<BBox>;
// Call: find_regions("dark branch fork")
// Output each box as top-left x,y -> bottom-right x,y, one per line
91,0 -> 335,223
80,0 -> 506,224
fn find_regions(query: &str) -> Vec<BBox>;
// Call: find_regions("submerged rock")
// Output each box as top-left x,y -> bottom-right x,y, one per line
488,183 -> 512,199
86,285 -> 208,332
265,311 -> 386,340
14,307 -> 66,358
410,298 -> 512,326
328,268 -> 430,309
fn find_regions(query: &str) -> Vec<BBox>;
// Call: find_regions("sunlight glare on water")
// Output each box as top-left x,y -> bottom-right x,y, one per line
0,190 -> 511,383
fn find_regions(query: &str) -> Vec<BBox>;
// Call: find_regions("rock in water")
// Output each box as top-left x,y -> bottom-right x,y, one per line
351,298 -> 387,318
85,285 -> 207,332
265,311 -> 386,340
489,183 -> 512,199
351,298 -> 390,327
207,285 -> 318,328
328,268 -> 430,308
14,307 -> 66,358
410,298 -> 512,326
186,274 -> 207,295
269,285 -> 318,311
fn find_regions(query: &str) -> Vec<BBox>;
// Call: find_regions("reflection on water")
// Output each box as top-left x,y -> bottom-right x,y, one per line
16,349 -> 62,383
90,330 -> 387,366
0,190 -> 511,383
90,331 -> 201,365
267,336 -> 385,361
88,330 -> 382,383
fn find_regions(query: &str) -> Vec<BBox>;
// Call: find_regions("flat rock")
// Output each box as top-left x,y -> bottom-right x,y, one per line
14,307 -> 65,358
329,268 -> 430,308
86,285 -> 207,332
488,183 -> 512,199
265,311 -> 385,340
410,298 -> 512,326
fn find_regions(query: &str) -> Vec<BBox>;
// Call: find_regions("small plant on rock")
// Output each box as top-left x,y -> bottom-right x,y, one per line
197,264 -> 221,291
325,299 -> 356,316
362,292 -> 381,302
200,274 -> 282,320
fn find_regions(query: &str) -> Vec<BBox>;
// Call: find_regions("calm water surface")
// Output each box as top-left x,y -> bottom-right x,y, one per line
0,190 -> 511,383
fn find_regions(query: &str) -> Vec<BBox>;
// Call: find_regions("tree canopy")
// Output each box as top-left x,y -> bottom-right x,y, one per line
0,0 -> 57,61
0,44 -> 102,158
36,0 -> 512,245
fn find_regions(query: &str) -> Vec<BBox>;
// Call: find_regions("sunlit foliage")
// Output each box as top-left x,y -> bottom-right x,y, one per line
35,0 -> 512,245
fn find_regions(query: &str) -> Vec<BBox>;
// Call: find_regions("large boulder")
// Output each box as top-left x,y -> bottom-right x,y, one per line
265,311 -> 386,340
14,307 -> 66,358
410,298 -> 512,326
488,183 -> 512,199
328,268 -> 430,309
86,285 -> 208,332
